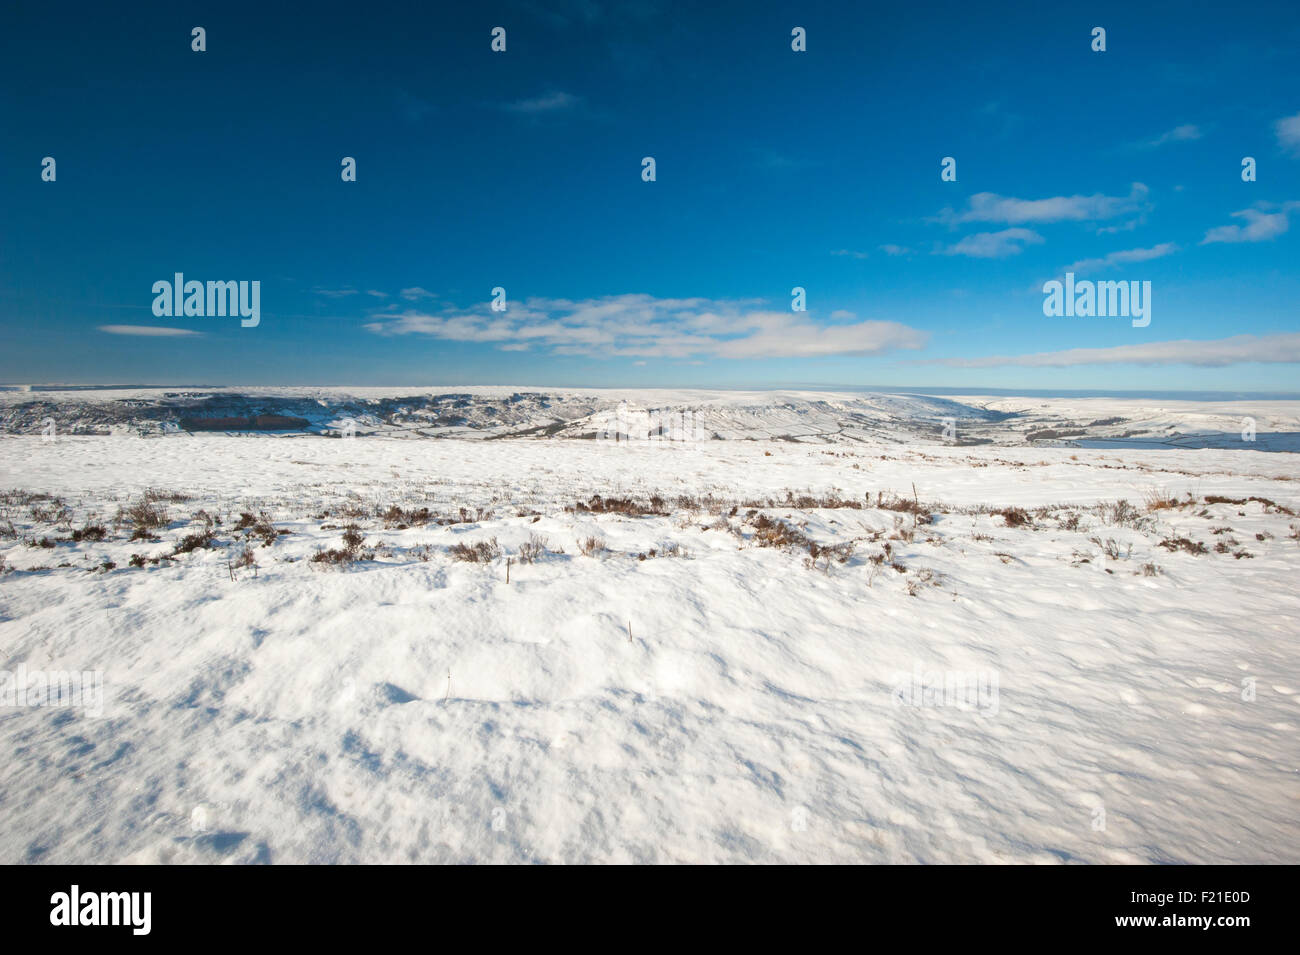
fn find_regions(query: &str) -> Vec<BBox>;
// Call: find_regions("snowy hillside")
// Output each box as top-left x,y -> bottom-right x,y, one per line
1,418 -> 1298,863
4,386 -> 1299,450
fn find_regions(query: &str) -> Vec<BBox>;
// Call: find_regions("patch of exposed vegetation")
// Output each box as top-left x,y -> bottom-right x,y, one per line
449,537 -> 502,563
1158,536 -> 1208,556
311,525 -> 373,565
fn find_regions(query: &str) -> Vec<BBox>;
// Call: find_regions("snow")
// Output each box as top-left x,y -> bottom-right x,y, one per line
5,385 -> 1299,450
1,393 -> 1298,863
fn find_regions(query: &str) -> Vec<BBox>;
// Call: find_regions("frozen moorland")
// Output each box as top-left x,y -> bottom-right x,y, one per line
0,388 -> 1298,863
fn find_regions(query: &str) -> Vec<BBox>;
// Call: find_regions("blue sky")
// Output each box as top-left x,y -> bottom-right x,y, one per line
2,0 -> 1298,391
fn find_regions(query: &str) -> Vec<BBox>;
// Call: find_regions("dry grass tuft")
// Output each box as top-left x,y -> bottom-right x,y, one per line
1142,487 -> 1181,511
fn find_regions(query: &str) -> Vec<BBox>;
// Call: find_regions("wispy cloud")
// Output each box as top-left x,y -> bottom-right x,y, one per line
312,287 -> 359,298
364,293 -> 929,359
930,332 -> 1300,368
395,88 -> 435,124
1062,242 -> 1179,274
939,228 -> 1044,258
99,325 -> 200,337
1275,110 -> 1300,156
755,150 -> 822,171
879,244 -> 913,256
1096,218 -> 1144,235
1133,123 -> 1202,150
1201,202 -> 1298,244
399,287 -> 437,301
935,183 -> 1150,227
831,248 -> 870,259
503,90 -> 581,114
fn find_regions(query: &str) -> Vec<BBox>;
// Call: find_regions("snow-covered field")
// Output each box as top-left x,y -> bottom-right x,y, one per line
2,392 -> 1299,863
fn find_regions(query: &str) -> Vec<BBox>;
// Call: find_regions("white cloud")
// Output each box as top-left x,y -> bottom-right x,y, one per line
1275,111 -> 1300,156
1138,124 -> 1202,149
940,228 -> 1044,258
1062,242 -> 1179,273
504,90 -> 580,114
1096,218 -> 1143,235
99,325 -> 200,337
936,183 -> 1149,226
878,244 -> 913,256
364,293 -> 929,360
831,249 -> 869,259
932,332 -> 1300,368
399,287 -> 437,300
1201,203 -> 1298,244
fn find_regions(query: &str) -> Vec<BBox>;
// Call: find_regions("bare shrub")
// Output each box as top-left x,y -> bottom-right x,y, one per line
750,513 -> 814,551
311,524 -> 373,565
805,540 -> 853,572
71,522 -> 107,542
518,534 -> 548,563
30,500 -> 72,526
577,535 -> 606,557
1157,536 -> 1208,556
231,544 -> 257,576
236,510 -> 283,547
1105,499 -> 1147,529
571,495 -> 668,518
454,506 -> 494,524
173,512 -> 217,554
1090,536 -> 1130,560
874,491 -> 927,516
382,504 -> 433,528
449,538 -> 502,563
785,491 -> 865,510
143,487 -> 191,504
121,495 -> 170,537
889,514 -> 915,542
997,507 -> 1031,528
